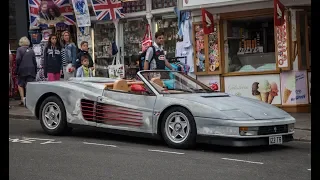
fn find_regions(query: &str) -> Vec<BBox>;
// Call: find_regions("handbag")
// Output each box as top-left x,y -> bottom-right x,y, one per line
108,57 -> 125,79
141,24 -> 152,52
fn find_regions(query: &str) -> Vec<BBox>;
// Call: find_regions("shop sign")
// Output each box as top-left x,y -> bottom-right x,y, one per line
197,75 -> 221,91
280,71 -> 308,105
183,0 -> 266,7
308,72 -> 311,103
224,74 -> 281,105
276,14 -> 289,68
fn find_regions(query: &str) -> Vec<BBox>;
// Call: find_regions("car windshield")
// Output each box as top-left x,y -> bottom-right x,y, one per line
139,71 -> 214,94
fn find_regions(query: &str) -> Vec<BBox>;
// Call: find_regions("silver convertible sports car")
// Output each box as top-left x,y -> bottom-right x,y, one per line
26,70 -> 295,149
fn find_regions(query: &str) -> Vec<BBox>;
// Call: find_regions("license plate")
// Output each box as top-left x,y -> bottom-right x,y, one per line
269,136 -> 283,145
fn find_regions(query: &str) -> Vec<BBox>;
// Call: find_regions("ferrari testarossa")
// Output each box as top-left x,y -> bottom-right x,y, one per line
26,70 -> 295,149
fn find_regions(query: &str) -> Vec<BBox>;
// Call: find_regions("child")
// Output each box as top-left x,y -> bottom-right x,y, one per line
76,41 -> 94,71
44,34 -> 63,81
76,55 -> 93,77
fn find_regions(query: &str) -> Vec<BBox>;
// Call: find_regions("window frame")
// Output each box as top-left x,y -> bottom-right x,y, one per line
296,10 -> 311,71
219,8 -> 287,76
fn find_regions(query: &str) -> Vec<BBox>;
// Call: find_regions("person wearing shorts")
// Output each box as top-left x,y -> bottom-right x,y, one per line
15,36 -> 37,106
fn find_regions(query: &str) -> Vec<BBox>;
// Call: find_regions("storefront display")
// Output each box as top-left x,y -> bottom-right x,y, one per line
224,74 -> 281,105
152,0 -> 177,9
122,0 -> 146,14
123,19 -> 147,66
155,16 -> 179,59
192,22 -> 221,75
93,23 -> 116,77
223,15 -> 277,73
197,75 -> 221,91
193,23 -> 206,74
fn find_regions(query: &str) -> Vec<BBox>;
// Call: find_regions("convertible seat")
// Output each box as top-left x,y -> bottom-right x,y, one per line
151,77 -> 164,87
113,79 -> 129,92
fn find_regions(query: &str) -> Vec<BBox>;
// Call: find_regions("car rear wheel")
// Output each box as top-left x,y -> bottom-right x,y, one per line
39,96 -> 70,135
161,107 -> 196,149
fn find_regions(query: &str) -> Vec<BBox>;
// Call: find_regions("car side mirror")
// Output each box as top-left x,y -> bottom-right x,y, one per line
130,84 -> 147,93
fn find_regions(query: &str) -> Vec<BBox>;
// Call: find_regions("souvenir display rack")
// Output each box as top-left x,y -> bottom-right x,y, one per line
152,0 -> 177,9
192,22 -> 222,75
123,19 -> 147,67
94,23 -> 116,77
155,16 -> 179,59
122,0 -> 146,14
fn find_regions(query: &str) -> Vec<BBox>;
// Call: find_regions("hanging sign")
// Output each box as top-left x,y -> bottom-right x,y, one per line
201,8 -> 214,34
71,0 -> 91,27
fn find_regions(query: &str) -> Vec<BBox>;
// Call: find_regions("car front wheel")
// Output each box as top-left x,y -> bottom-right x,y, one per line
161,107 -> 196,149
39,96 -> 70,135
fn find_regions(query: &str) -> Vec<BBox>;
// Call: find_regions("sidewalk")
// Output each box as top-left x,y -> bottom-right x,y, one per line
9,100 -> 311,142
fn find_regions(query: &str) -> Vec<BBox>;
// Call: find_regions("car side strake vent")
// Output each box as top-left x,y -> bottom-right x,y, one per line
201,95 -> 230,98
95,103 -> 143,126
80,99 -> 95,121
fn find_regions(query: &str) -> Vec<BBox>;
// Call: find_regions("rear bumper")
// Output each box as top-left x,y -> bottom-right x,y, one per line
197,134 -> 294,147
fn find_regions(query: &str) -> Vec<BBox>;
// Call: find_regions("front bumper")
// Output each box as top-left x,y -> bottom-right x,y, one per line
197,134 -> 294,147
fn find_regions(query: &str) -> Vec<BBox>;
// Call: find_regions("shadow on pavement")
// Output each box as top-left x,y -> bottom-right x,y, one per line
26,127 -> 296,154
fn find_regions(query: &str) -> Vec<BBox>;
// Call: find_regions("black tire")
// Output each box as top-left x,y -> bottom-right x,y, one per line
161,107 -> 197,149
39,96 -> 71,135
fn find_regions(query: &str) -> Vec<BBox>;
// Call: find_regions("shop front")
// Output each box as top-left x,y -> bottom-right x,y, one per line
186,0 -> 311,112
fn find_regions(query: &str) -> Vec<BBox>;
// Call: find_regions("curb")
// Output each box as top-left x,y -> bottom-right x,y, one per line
9,114 -> 311,142
9,114 -> 37,120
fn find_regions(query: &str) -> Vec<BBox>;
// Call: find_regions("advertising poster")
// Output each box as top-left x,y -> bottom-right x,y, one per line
224,74 -> 281,104
308,72 -> 311,103
280,71 -> 308,105
71,0 -> 91,27
197,75 -> 221,91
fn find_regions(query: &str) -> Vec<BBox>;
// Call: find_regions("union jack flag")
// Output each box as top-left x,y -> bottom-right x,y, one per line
91,0 -> 125,21
53,0 -> 76,25
28,0 -> 40,28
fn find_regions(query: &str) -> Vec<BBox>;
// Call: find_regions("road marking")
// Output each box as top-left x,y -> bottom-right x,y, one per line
148,149 -> 185,155
308,169 -> 311,171
83,142 -> 117,148
222,158 -> 264,165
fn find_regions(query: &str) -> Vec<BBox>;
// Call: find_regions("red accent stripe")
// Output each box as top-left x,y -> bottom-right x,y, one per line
96,108 -> 143,117
97,104 -> 142,114
95,113 -> 142,121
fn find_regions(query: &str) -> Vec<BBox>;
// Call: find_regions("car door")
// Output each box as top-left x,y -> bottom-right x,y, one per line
96,89 -> 157,133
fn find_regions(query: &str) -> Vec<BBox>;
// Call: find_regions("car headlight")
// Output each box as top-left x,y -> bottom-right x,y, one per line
288,124 -> 295,132
239,127 -> 259,136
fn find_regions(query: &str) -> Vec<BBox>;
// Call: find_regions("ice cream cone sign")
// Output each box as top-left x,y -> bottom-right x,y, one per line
268,82 -> 279,104
257,80 -> 271,103
252,82 -> 262,101
283,74 -> 295,103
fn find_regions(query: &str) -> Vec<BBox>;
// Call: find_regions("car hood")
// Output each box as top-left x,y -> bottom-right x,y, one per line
164,93 -> 290,120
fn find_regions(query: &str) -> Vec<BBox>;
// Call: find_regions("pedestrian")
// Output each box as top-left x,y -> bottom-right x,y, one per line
76,41 -> 94,71
76,55 -> 93,77
61,31 -> 77,80
143,31 -> 173,70
9,44 -> 13,109
15,36 -> 37,106
43,34 -> 63,81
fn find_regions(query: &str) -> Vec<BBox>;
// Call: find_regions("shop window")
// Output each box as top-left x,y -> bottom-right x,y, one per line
155,16 -> 179,59
94,23 -> 116,77
122,0 -> 146,14
297,11 -> 311,70
152,0 -> 177,10
123,19 -> 147,66
224,15 -> 276,73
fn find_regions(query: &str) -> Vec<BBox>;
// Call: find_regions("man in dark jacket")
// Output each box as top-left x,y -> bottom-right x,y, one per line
75,41 -> 94,70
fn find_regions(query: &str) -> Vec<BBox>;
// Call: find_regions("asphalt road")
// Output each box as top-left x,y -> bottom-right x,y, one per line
9,118 -> 311,180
